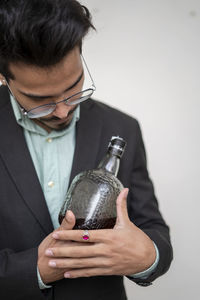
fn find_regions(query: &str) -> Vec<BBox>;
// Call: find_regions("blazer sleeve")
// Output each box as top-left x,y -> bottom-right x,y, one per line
126,121 -> 173,286
0,247 -> 52,300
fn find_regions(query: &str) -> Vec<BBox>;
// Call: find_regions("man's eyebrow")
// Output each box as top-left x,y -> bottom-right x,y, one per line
18,71 -> 84,100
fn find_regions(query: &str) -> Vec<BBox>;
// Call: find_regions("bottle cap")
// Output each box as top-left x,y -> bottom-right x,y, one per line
108,136 -> 127,157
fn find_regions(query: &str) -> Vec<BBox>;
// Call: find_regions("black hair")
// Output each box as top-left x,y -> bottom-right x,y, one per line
0,0 -> 95,80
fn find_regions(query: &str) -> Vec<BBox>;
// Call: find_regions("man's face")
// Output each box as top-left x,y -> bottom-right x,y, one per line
7,47 -> 83,131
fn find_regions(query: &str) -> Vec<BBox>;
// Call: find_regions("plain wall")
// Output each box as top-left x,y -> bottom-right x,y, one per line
81,0 -> 200,299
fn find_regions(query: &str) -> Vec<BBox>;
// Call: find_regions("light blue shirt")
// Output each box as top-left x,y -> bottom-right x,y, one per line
10,95 -> 80,229
10,96 -> 159,289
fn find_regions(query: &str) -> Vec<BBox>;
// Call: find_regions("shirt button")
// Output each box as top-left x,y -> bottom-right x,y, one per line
48,181 -> 55,188
46,138 -> 52,143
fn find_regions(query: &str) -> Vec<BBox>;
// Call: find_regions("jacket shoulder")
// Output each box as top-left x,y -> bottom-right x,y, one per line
85,98 -> 140,129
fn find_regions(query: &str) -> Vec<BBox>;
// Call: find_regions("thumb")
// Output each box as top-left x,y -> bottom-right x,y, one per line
60,210 -> 76,230
114,188 -> 129,229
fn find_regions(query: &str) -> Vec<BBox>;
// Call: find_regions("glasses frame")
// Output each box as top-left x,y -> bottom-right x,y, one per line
6,55 -> 96,119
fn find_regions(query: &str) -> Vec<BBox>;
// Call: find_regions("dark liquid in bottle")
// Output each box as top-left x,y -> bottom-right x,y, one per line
74,217 -> 116,230
58,215 -> 116,229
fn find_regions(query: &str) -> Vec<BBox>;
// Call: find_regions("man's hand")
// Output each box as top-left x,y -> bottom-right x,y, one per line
44,189 -> 156,279
37,210 -> 84,284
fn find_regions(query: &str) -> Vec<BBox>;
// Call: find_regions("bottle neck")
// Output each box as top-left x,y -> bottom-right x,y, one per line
97,152 -> 120,176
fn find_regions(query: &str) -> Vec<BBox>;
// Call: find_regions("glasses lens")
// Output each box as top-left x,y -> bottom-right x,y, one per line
27,104 -> 56,119
66,89 -> 94,106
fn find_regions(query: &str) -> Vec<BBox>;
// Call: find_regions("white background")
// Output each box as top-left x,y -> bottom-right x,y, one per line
81,0 -> 200,299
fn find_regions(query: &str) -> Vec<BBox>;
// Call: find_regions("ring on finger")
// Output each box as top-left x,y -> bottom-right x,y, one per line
82,230 -> 90,241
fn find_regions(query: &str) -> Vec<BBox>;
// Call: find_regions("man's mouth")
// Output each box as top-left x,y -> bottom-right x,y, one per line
38,105 -> 77,124
52,117 -> 70,125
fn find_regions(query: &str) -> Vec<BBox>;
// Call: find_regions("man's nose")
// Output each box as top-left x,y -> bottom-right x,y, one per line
53,101 -> 71,119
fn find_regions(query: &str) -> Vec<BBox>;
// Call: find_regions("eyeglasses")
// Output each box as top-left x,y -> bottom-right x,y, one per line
6,55 -> 96,119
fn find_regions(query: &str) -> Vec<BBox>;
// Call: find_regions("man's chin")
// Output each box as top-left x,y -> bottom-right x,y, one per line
34,105 -> 77,132
33,117 -> 73,132
42,119 -> 72,131
52,121 -> 72,131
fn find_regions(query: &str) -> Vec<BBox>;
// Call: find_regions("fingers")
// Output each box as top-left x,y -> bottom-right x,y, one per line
114,188 -> 129,228
63,267 -> 111,278
52,228 -> 113,243
47,257 -> 112,273
59,210 -> 76,231
45,243 -> 102,259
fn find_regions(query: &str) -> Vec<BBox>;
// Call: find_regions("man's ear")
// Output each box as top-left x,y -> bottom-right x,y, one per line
0,74 -> 6,85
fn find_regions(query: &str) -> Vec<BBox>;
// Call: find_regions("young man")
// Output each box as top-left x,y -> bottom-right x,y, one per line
0,1 -> 173,299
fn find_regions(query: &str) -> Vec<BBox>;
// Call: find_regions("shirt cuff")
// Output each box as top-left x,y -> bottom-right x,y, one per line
129,242 -> 160,279
37,266 -> 52,290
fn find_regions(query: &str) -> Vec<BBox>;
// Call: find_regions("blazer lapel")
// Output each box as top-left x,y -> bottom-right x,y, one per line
69,100 -> 103,184
0,87 -> 53,234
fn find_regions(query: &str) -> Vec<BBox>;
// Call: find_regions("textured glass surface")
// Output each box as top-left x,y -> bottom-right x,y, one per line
59,168 -> 123,229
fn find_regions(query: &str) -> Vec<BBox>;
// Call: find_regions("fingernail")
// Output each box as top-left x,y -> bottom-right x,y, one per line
65,210 -> 70,221
123,188 -> 129,198
66,210 -> 72,221
49,261 -> 56,267
52,232 -> 59,239
45,249 -> 54,256
64,273 -> 71,278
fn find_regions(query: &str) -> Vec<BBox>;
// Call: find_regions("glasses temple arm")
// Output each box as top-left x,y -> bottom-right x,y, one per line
81,55 -> 96,90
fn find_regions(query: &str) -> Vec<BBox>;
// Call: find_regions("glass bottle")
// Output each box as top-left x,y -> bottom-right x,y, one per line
58,136 -> 127,229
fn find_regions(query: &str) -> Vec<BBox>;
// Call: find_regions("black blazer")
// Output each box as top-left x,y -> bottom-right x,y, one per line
0,86 -> 173,300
